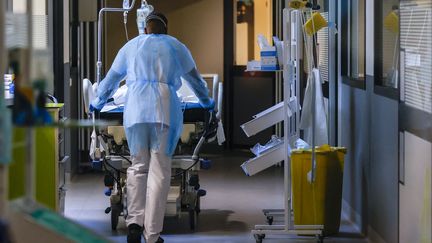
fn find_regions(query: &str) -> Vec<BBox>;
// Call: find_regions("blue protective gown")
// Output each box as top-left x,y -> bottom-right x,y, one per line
91,34 -> 212,156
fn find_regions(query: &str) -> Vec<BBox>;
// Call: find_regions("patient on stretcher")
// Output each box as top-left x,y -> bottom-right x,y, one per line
101,77 -> 204,113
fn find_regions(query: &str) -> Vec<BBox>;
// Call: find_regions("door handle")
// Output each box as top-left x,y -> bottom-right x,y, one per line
400,50 -> 405,102
399,132 -> 405,185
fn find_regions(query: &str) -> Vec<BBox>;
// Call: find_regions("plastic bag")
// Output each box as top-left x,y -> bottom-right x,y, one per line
299,68 -> 328,146
288,137 -> 310,155
251,135 -> 283,156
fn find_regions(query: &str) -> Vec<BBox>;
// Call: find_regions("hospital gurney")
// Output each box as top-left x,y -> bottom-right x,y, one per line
82,75 -> 224,231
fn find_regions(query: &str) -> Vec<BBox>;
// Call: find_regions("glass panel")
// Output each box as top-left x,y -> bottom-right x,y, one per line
317,12 -> 329,83
6,0 -> 31,90
381,0 -> 399,88
349,0 -> 365,79
5,0 -> 53,103
234,0 -> 273,65
400,0 -> 432,113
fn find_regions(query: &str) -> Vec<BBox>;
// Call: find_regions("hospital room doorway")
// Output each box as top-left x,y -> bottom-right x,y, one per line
223,0 -> 338,148
223,0 -> 277,149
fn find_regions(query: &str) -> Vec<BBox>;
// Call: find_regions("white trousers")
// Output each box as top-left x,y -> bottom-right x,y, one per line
126,126 -> 172,243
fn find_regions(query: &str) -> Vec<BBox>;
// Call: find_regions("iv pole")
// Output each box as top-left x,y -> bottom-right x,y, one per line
96,0 -> 138,84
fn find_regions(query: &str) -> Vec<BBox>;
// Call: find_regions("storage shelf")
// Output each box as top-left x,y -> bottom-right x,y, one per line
241,102 -> 284,137
241,142 -> 285,176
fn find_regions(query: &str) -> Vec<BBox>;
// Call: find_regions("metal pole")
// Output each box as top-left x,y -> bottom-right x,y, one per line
282,8 -> 290,231
25,128 -> 36,200
96,0 -> 137,84
310,7 -> 318,183
0,0 -> 7,217
0,167 -> 7,217
25,0 -> 35,200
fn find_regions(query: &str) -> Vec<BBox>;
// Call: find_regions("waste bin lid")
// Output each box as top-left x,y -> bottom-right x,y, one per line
291,144 -> 347,154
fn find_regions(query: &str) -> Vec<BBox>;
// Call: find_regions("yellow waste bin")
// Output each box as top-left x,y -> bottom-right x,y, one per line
291,145 -> 346,235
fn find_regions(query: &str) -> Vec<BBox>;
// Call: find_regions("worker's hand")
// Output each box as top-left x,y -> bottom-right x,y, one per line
89,104 -> 98,113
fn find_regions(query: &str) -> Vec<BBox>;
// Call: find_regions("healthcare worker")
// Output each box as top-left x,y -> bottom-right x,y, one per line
90,12 -> 213,243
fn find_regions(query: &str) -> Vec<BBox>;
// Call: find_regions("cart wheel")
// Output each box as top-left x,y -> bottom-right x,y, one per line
254,234 -> 265,243
266,216 -> 273,225
111,205 -> 120,230
189,208 -> 196,231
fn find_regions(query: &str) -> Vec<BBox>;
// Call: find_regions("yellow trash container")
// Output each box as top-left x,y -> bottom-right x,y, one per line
291,145 -> 346,235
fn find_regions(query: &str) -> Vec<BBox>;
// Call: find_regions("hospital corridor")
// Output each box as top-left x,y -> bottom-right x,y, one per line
0,1 -> 431,243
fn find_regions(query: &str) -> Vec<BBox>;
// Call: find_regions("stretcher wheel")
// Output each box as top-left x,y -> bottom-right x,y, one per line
111,204 -> 121,230
316,235 -> 324,243
254,234 -> 265,243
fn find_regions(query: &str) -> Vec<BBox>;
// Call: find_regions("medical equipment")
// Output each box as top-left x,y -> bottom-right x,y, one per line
83,74 -> 224,231
90,1 -> 223,234
241,3 -> 340,242
92,0 -> 135,162
96,0 -> 154,83
137,1 -> 154,35
251,135 -> 283,156
97,0 -> 137,84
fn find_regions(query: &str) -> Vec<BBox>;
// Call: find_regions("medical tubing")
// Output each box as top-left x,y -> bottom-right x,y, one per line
123,11 -> 129,41
97,0 -> 137,84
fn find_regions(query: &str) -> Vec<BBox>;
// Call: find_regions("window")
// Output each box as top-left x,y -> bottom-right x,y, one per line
400,0 -> 432,113
6,0 -> 52,92
6,0 -> 48,50
341,0 -> 366,88
375,0 -> 400,92
317,11 -> 329,83
234,0 -> 273,66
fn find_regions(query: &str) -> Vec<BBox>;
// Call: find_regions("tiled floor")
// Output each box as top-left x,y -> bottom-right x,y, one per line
65,150 -> 367,243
